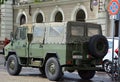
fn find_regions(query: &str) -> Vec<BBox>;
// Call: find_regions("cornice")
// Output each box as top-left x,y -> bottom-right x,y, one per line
13,0 -> 89,9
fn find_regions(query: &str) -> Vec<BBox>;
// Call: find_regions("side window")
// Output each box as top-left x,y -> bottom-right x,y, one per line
71,26 -> 84,36
20,28 -> 26,40
87,24 -> 101,36
15,27 -> 27,40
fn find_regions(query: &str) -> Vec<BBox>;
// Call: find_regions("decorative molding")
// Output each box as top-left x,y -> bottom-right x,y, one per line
50,6 -> 64,22
16,10 -> 28,24
32,9 -> 45,23
71,5 -> 88,21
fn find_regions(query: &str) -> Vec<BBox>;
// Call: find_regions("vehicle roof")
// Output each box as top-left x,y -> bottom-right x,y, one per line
19,22 -> 101,34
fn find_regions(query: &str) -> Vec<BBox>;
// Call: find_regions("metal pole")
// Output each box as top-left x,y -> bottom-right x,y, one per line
111,18 -> 115,81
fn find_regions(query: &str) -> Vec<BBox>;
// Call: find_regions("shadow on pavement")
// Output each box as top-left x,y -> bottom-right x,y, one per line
58,77 -> 93,82
0,55 -> 111,82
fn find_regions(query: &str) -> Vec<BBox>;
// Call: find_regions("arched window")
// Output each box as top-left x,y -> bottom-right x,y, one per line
20,15 -> 26,25
76,9 -> 86,22
36,13 -> 43,23
55,11 -> 63,22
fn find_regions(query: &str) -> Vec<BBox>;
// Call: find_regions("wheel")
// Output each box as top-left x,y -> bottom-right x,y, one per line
78,70 -> 95,80
103,61 -> 112,73
6,55 -> 22,75
45,57 -> 62,81
39,67 -> 46,76
89,35 -> 108,58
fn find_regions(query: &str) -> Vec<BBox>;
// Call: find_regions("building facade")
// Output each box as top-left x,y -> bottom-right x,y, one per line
0,0 -> 13,40
1,0 -> 117,39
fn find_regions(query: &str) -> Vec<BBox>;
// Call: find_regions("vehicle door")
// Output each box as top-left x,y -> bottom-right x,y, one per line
29,24 -> 45,58
14,27 -> 28,57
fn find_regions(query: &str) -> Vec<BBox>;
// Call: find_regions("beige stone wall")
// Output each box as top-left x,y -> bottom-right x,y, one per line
13,0 -> 109,36
14,0 -> 98,22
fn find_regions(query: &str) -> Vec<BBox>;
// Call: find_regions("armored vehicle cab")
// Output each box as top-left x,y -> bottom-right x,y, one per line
4,21 -> 108,81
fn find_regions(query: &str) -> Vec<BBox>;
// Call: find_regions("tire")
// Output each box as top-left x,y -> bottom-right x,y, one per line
78,70 -> 95,80
103,61 -> 112,73
6,55 -> 22,75
45,57 -> 62,81
89,35 -> 108,58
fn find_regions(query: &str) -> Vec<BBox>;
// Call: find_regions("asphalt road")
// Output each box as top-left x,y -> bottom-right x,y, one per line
0,55 -> 114,82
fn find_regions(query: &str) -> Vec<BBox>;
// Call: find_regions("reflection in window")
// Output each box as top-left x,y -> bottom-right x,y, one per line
15,27 -> 27,40
88,28 -> 99,36
20,27 -> 26,39
71,26 -> 84,36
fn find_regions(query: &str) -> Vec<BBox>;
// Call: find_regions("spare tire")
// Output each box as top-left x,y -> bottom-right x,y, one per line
89,35 -> 108,58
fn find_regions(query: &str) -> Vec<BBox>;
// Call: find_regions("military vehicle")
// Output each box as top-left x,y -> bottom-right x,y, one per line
4,21 -> 108,81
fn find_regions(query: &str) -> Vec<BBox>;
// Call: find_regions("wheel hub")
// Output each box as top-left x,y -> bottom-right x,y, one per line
9,60 -> 15,70
49,63 -> 56,74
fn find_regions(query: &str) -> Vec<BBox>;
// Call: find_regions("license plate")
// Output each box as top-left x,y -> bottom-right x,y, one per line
73,55 -> 82,59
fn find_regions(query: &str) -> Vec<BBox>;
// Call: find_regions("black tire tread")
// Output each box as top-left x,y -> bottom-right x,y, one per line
45,57 -> 62,81
89,35 -> 108,58
6,55 -> 22,75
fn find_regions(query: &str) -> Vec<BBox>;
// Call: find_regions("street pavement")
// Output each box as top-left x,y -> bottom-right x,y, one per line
0,55 -> 115,82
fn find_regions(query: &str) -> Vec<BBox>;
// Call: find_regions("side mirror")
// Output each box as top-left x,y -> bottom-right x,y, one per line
27,33 -> 33,44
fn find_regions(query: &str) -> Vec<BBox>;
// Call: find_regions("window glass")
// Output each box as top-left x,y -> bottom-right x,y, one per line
15,27 -> 27,40
71,26 -> 84,36
88,27 -> 99,36
20,27 -> 26,40
20,15 -> 26,25
36,13 -> 43,23
55,11 -> 63,22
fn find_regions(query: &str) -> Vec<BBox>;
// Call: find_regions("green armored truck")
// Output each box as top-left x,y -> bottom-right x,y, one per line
4,21 -> 108,81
